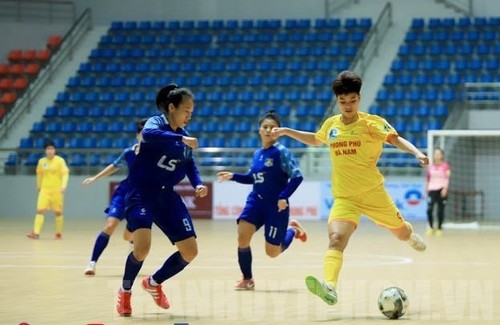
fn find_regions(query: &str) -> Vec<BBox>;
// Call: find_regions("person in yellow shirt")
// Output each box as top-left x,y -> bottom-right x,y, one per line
271,70 -> 429,305
27,140 -> 69,239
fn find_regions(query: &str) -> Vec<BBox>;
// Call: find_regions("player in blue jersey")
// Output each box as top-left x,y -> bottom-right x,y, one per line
116,84 -> 208,317
217,110 -> 307,290
81,118 -> 147,276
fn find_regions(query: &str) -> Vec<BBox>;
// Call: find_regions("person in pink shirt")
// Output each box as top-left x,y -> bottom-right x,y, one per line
426,148 -> 451,236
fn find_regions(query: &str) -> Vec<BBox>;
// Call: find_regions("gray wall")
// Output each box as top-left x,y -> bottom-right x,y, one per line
0,22 -> 70,63
71,0 -> 500,25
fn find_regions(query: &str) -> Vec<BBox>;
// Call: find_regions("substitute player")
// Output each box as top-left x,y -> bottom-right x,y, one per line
27,140 -> 69,239
116,84 -> 208,316
271,70 -> 428,305
217,110 -> 306,290
82,118 -> 147,276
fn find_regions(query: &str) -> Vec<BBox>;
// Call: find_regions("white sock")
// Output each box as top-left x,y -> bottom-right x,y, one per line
149,276 -> 159,287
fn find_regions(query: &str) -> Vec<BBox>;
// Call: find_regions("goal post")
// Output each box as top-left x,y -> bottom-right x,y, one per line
427,130 -> 500,223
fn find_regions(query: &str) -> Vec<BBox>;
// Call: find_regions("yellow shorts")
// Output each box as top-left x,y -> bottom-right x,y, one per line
328,185 -> 405,229
37,189 -> 64,212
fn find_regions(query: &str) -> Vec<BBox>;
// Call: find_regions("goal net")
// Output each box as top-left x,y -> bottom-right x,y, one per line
427,130 -> 500,224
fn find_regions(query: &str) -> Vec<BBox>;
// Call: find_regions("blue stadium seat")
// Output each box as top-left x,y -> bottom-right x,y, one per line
108,121 -> 124,133
98,137 -> 113,148
236,121 -> 252,132
25,153 -> 41,166
53,137 -> 65,148
82,138 -> 97,148
61,121 -> 76,133
31,122 -> 45,133
46,121 -> 61,133
5,153 -> 17,166
209,137 -> 225,147
416,105 -> 430,117
33,138 -> 48,149
427,120 -> 442,130
88,153 -> 101,166
103,106 -> 119,117
19,138 -> 33,148
114,137 -> 130,148
68,138 -> 83,148
241,137 -> 259,148
203,121 -> 218,133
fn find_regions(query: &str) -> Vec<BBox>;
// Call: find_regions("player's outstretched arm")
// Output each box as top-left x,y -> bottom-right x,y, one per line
82,164 -> 119,186
216,171 -> 233,182
271,127 -> 323,146
388,135 -> 429,167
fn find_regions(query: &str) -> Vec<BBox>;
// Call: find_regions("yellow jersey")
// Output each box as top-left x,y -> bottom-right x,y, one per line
315,112 -> 397,198
36,155 -> 69,191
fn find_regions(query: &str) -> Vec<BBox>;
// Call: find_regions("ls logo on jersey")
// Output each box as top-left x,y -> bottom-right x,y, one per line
157,156 -> 178,171
383,123 -> 392,132
328,128 -> 339,142
264,158 -> 273,167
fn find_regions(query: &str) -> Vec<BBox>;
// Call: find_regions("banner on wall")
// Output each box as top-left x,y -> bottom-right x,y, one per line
385,181 -> 426,220
109,181 -> 213,219
320,181 -> 427,221
212,181 -> 321,220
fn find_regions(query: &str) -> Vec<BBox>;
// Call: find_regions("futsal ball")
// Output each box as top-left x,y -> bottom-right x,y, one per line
377,287 -> 409,319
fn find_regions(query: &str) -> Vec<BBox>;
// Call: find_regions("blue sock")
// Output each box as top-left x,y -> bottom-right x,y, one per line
122,252 -> 143,290
281,228 -> 296,251
91,231 -> 110,262
151,251 -> 189,284
238,247 -> 252,279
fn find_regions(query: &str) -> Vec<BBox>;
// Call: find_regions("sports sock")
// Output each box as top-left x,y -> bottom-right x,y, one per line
238,247 -> 253,280
324,249 -> 343,288
91,231 -> 110,262
55,215 -> 64,234
34,214 -> 44,234
122,252 -> 143,290
151,251 -> 189,284
281,228 -> 296,251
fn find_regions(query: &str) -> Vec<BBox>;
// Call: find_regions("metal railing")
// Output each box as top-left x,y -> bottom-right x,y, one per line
1,146 -> 426,178
0,7 -> 92,140
324,0 -> 360,18
435,0 -> 473,17
0,0 -> 76,23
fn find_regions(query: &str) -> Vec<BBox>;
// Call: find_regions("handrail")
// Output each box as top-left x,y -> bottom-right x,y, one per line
0,7 -> 92,140
436,0 -> 473,17
0,0 -> 76,23
1,146 -> 426,177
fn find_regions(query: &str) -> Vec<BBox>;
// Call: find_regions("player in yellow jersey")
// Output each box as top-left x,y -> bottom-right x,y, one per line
271,70 -> 428,305
27,140 -> 69,239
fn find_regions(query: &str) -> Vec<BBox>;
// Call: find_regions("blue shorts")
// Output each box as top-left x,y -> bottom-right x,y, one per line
105,191 -> 126,220
125,187 -> 196,244
237,194 -> 289,246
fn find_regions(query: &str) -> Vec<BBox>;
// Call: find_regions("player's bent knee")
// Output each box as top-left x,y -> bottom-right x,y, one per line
180,248 -> 198,262
265,246 -> 281,258
328,232 -> 347,250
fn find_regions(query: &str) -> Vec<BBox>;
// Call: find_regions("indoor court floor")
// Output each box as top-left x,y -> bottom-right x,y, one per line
0,217 -> 499,324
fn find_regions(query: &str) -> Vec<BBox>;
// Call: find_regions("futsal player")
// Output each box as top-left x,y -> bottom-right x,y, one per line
82,118 -> 147,275
116,84 -> 208,316
27,140 -> 69,239
271,70 -> 428,305
217,110 -> 306,290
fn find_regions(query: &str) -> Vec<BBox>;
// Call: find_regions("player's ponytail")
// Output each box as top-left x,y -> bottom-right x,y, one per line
259,109 -> 281,127
155,83 -> 194,114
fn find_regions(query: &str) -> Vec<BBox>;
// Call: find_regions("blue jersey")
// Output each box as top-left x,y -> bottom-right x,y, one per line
128,115 -> 202,190
105,144 -> 137,219
112,144 -> 138,196
233,142 -> 303,201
